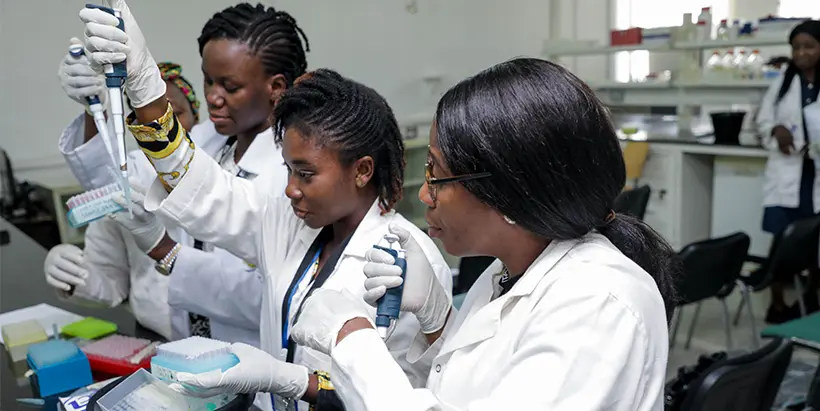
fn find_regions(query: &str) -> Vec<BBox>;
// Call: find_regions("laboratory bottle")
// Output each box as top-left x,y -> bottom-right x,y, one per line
733,49 -> 747,80
697,7 -> 713,41
716,19 -> 729,40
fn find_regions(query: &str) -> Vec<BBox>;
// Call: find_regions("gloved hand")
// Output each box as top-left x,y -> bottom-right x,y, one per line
58,37 -> 107,109
167,343 -> 309,400
79,0 -> 165,108
291,288 -> 374,356
363,224 -> 451,334
44,244 -> 88,293
108,188 -> 165,253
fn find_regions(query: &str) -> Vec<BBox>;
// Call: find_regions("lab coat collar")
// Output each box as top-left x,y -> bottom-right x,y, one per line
439,239 -> 577,356
235,127 -> 279,177
294,199 -> 391,256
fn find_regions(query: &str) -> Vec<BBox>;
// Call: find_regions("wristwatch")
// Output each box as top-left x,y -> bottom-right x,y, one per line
156,243 -> 183,276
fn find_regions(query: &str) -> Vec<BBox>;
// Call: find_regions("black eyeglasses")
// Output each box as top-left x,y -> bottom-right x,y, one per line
424,161 -> 491,203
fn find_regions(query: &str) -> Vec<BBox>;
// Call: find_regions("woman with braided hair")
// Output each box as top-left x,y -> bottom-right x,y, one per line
81,1 -> 452,410
49,2 -> 310,351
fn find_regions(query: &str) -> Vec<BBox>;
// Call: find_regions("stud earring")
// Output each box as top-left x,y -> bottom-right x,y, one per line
503,215 -> 516,225
356,178 -> 364,188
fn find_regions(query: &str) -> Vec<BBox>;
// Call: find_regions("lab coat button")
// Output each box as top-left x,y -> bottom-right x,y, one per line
435,364 -> 441,372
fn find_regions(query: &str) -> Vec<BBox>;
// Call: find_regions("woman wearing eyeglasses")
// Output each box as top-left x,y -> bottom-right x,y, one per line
288,58 -> 679,411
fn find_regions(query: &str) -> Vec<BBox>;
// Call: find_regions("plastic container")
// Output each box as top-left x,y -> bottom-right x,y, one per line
151,336 -> 239,382
26,340 -> 93,397
81,334 -> 157,377
705,51 -> 723,80
66,183 -> 126,228
90,373 -> 254,411
745,50 -> 764,80
716,19 -> 729,40
711,111 -> 747,145
697,7 -> 712,41
721,50 -> 736,78
2,320 -> 48,363
61,317 -> 118,340
733,50 -> 748,80
96,369 -> 188,411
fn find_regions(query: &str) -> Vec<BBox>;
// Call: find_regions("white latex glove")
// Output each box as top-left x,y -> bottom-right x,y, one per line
79,0 -> 165,108
290,288 -> 375,356
44,244 -> 88,292
108,188 -> 165,253
58,37 -> 107,108
167,343 -> 309,400
363,223 -> 451,334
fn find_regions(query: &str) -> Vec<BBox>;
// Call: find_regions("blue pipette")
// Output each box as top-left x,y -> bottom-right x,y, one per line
86,3 -> 132,217
68,43 -> 118,168
373,234 -> 406,339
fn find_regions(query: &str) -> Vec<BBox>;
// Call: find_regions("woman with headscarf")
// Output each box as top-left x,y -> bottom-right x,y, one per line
46,59 -> 203,340
757,19 -> 820,323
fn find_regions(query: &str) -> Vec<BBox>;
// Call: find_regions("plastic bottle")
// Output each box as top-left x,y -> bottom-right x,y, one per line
716,19 -> 729,40
705,50 -> 723,80
730,19 -> 740,40
679,13 -> 695,42
733,49 -> 747,80
745,49 -> 764,80
721,50 -> 736,80
697,7 -> 713,41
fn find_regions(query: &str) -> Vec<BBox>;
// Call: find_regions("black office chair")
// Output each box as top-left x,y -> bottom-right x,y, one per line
613,185 -> 651,220
733,214 -> 820,326
678,338 -> 793,411
453,256 -> 496,295
670,232 -> 751,350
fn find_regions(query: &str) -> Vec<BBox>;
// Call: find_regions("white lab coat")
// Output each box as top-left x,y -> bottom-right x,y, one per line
329,234 -> 669,411
756,69 -> 820,211
141,148 -> 453,411
58,114 -> 287,345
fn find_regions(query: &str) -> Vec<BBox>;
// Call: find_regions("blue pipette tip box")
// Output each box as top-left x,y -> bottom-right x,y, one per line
26,339 -> 93,398
150,336 -> 239,382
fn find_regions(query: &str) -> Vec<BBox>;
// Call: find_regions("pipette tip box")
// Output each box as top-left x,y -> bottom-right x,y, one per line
66,182 -> 125,228
150,336 -> 239,382
81,334 -> 157,377
2,320 -> 48,363
26,339 -> 93,397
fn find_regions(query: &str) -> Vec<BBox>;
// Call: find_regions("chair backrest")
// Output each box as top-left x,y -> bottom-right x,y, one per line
614,185 -> 651,220
623,141 -> 650,186
753,214 -> 820,291
677,232 -> 751,304
681,338 -> 794,411
453,256 -> 496,295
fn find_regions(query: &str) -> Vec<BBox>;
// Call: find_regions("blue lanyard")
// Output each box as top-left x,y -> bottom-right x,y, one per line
281,247 -> 322,350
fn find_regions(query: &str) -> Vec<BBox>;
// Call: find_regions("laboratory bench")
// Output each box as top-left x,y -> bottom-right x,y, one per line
615,113 -> 771,257
0,217 -> 164,410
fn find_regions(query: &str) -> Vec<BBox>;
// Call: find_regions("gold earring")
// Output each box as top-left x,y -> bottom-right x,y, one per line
356,178 -> 364,187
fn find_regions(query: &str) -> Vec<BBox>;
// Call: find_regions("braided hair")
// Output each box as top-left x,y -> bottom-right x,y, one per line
198,3 -> 310,85
273,69 -> 405,213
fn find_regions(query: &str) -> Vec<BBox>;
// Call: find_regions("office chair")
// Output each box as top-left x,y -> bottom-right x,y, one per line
734,214 -> 820,326
670,232 -> 751,350
613,184 -> 651,220
678,338 -> 793,411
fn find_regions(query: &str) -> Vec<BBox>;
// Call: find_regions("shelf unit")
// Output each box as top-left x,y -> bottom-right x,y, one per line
545,33 -> 789,132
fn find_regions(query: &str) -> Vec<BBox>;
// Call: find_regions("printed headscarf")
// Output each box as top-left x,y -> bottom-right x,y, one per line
158,62 -> 201,123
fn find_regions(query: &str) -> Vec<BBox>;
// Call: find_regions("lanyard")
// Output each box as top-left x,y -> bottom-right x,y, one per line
280,226 -> 354,364
281,247 -> 322,350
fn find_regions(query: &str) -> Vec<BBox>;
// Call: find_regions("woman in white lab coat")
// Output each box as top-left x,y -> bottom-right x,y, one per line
288,58 -> 679,411
45,59 -> 203,340
756,19 -> 820,324
80,3 -> 452,410
44,3 -> 311,344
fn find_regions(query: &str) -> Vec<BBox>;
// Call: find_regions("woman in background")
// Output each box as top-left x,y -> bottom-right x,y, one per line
46,57 -> 201,340
756,19 -> 820,323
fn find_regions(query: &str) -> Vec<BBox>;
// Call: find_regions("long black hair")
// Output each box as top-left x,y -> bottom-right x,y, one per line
198,3 -> 310,86
273,69 -> 405,213
776,19 -> 820,104
435,58 -> 679,315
